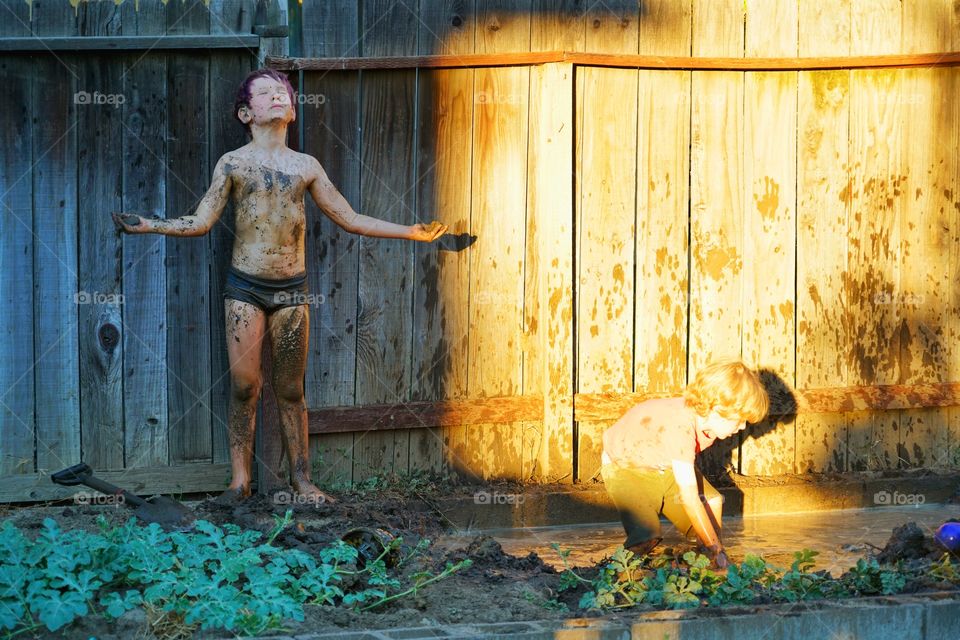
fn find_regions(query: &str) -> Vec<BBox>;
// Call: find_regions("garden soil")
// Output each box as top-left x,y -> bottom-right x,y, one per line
3,481 -> 960,639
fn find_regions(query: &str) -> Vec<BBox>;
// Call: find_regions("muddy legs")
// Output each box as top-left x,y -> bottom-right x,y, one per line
268,305 -> 336,503
224,299 -> 266,499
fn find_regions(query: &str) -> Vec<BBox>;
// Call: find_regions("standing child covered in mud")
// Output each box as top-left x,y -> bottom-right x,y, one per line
114,69 -> 447,504
601,359 -> 769,569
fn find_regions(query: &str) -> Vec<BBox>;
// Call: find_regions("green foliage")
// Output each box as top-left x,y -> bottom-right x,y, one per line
574,545 -> 960,612
0,513 -> 468,638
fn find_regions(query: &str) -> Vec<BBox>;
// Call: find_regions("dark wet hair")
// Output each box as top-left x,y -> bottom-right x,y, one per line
234,68 -> 296,132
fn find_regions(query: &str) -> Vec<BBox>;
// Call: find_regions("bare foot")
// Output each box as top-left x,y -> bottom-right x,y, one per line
213,485 -> 251,506
291,478 -> 336,504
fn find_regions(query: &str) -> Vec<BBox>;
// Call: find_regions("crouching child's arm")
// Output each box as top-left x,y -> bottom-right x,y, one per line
671,459 -> 729,569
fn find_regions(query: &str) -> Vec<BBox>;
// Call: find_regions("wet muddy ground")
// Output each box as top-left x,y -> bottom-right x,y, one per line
480,503 -> 960,575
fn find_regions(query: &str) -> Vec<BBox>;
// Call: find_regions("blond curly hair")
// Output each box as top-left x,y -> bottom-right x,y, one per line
682,358 -> 769,423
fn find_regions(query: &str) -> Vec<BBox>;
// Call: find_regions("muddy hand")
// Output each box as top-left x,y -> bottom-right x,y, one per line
712,548 -> 730,570
112,212 -> 144,234
411,220 -> 448,242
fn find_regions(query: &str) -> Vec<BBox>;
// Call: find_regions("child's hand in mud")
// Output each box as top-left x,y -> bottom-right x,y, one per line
112,212 -> 147,234
409,220 -> 448,242
712,548 -> 730,571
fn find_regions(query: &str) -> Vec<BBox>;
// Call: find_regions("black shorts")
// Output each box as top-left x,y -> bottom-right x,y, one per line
223,266 -> 308,314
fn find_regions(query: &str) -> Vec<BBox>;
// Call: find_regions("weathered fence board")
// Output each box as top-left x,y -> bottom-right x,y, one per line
634,0 -> 690,391
301,1 -> 361,487
846,0 -> 903,470
411,0 -> 476,478
688,0 -> 744,477
166,55 -> 213,464
352,0 -> 420,483
795,0 -> 852,474
472,1 -> 531,481
77,57 -> 125,471
121,52 -> 169,469
32,52 -> 80,473
737,0 -> 798,476
897,3 -> 954,469
0,56 -> 36,476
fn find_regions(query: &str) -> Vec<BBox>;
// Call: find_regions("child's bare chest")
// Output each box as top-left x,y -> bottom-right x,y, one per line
228,162 -> 307,207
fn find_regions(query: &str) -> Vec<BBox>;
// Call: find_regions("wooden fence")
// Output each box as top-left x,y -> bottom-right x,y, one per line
3,0 -> 960,502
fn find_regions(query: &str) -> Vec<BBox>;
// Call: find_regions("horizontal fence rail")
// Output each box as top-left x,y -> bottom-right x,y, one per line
306,383 -> 960,432
267,50 -> 960,72
0,35 -> 261,51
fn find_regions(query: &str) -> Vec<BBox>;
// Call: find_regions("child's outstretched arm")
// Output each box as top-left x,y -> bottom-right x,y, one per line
113,156 -> 233,237
306,157 -> 446,242
672,459 -> 728,569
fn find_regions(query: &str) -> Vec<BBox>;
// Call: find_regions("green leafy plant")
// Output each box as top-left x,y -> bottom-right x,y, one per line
0,513 -> 468,639
572,545 -> 936,613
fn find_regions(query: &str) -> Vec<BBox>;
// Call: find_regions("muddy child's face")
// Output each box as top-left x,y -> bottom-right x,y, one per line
699,411 -> 746,441
240,76 -> 295,127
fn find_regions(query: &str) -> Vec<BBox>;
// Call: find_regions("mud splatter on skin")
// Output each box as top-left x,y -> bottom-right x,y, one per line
228,151 -> 310,278
268,306 -> 326,496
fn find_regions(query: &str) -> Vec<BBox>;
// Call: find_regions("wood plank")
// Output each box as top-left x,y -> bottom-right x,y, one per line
638,0 -> 692,56
0,464 -> 232,503
0,56 -> 35,476
692,0 -> 742,58
575,67 -> 638,483
633,0 -> 690,401
208,0 -> 255,466
416,0 -> 477,483
418,0 -> 475,56
846,1 -> 902,470
164,0 -> 210,36
575,382 -> 960,420
796,0 -> 851,474
352,0 -> 419,483
0,35 -> 259,50
634,69 -> 689,395
303,380 -> 960,435
633,0 -> 690,393
526,61 -> 574,481
31,55 -> 80,473
411,0 -> 476,478
898,2 -> 954,469
301,1 -> 361,489
269,51 -> 960,72
26,0 -> 80,477
166,53 -> 213,464
31,0 -> 78,36
688,0 -> 745,479
949,8 -> 960,471
121,51 -> 169,469
76,57 -> 124,471
524,2 -> 571,481
737,0 -> 798,476
530,0 -> 585,52
573,0 -> 639,485
308,395 -> 544,433
76,0 -> 122,37
470,0 -> 530,482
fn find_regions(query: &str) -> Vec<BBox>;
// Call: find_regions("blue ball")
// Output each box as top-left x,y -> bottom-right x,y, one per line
935,522 -> 960,552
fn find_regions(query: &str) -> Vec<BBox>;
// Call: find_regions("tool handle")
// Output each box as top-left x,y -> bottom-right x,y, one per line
50,463 -> 92,486
79,475 -> 147,507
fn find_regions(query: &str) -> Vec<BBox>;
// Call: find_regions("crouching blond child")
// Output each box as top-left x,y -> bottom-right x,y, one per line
601,359 -> 769,569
